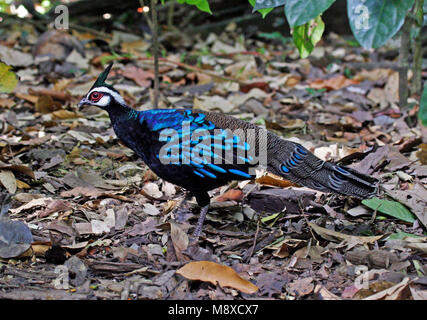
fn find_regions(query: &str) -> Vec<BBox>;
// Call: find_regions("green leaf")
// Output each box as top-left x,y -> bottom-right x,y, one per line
347,0 -> 415,49
285,0 -> 336,27
177,0 -> 212,14
0,62 -> 18,93
387,232 -> 423,240
258,31 -> 292,45
249,0 -> 274,18
253,0 -> 285,10
419,83 -> 427,127
362,198 -> 416,223
292,15 -> 325,59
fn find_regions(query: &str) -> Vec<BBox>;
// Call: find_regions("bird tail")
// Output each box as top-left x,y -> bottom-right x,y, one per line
268,140 -> 379,199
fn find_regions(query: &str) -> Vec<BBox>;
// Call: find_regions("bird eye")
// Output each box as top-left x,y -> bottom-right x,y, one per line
90,92 -> 103,102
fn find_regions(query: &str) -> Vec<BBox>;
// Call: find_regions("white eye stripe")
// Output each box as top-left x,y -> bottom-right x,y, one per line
96,95 -> 111,107
88,86 -> 126,106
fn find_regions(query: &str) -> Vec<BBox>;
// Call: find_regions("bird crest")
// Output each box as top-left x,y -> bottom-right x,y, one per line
91,62 -> 114,90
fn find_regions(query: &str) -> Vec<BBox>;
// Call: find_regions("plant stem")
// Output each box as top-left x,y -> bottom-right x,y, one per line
399,16 -> 411,111
167,0 -> 175,28
412,0 -> 424,96
151,0 -> 160,109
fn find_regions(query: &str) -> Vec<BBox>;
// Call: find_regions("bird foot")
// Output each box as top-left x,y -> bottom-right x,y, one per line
192,204 -> 210,238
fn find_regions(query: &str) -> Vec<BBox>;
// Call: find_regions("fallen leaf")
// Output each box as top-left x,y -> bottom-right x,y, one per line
215,189 -> 244,202
363,277 -> 411,300
308,222 -> 387,245
0,62 -> 18,93
170,222 -> 189,261
142,182 -> 163,199
120,66 -> 154,87
0,170 -> 17,194
256,173 -> 295,188
362,198 -> 416,224
309,75 -> 359,91
176,261 -> 258,294
142,203 -> 160,216
287,277 -> 314,297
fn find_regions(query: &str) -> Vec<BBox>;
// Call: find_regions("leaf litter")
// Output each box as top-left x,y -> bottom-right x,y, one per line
0,18 -> 425,300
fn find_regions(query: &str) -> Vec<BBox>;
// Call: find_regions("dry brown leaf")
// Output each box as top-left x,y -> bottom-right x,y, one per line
15,179 -> 30,189
170,222 -> 189,261
0,98 -> 15,108
51,110 -> 80,120
308,75 -> 359,91
35,95 -> 62,114
176,261 -> 258,294
120,66 -> 154,88
29,88 -> 71,102
353,68 -> 394,82
0,170 -> 17,194
256,173 -> 295,188
9,197 -> 52,215
308,222 -> 387,245
363,277 -> 411,300
215,189 -> 244,202
287,277 -> 314,297
314,285 -> 342,300
0,162 -> 35,179
15,93 -> 38,104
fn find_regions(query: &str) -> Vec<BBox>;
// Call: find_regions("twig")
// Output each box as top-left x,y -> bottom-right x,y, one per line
136,56 -> 248,85
399,16 -> 411,110
151,0 -> 160,109
412,0 -> 424,96
245,217 -> 260,263
167,0 -> 175,28
68,23 -> 112,40
138,0 -> 159,108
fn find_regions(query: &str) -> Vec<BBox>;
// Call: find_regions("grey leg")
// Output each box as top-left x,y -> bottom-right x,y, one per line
192,204 -> 209,237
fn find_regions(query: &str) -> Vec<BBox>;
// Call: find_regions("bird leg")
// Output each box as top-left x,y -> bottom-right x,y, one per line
192,204 -> 210,238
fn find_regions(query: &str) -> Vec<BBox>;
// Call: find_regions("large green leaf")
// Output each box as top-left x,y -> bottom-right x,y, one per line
347,0 -> 415,49
420,83 -> 427,127
292,15 -> 325,58
177,0 -> 212,14
0,62 -> 18,93
253,0 -> 285,10
249,0 -> 274,18
285,0 -> 336,27
362,198 -> 416,223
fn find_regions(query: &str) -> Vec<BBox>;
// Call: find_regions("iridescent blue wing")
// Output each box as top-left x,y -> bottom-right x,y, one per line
139,109 -> 254,180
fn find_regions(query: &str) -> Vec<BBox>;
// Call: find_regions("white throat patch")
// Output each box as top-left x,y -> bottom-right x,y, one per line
88,86 -> 126,106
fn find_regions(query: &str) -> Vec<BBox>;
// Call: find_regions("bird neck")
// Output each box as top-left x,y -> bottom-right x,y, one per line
105,100 -> 133,120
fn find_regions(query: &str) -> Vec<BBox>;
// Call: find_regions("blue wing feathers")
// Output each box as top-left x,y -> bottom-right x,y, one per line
136,109 -> 254,180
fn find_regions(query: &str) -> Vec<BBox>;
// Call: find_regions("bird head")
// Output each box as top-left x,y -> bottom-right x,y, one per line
79,63 -> 126,109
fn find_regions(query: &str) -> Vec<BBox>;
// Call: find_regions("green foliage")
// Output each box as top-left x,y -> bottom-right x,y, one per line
387,232 -> 423,240
0,0 -> 13,12
258,31 -> 292,45
347,0 -> 415,49
424,1 -> 427,25
420,83 -> 427,127
248,0 -> 273,18
0,62 -> 18,93
285,0 -> 336,27
292,15 -> 325,59
362,198 -> 416,223
177,0 -> 212,14
253,0 -> 285,10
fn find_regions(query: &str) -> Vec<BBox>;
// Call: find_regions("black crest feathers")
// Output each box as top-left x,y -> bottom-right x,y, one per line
92,62 -> 114,89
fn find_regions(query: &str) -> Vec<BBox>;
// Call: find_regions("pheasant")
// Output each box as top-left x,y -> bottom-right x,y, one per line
79,63 -> 379,237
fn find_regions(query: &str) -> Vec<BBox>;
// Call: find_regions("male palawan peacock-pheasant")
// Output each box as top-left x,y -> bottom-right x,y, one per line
79,63 -> 379,237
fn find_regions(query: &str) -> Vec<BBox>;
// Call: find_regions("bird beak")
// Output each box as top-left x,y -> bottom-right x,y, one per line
78,98 -> 89,107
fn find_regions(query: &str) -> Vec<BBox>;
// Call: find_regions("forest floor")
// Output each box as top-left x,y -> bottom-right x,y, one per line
0,20 -> 426,300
